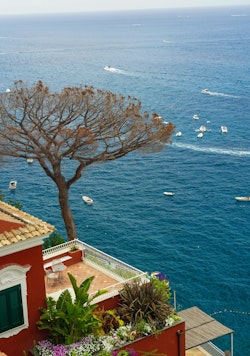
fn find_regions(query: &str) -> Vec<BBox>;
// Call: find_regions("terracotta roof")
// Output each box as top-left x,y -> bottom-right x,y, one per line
0,201 -> 55,248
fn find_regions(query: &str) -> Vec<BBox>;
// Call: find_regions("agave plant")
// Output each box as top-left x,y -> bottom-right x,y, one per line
118,279 -> 173,329
37,273 -> 107,345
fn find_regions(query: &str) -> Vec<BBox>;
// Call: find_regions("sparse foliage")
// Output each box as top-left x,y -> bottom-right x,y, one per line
0,190 -> 22,209
0,81 -> 175,240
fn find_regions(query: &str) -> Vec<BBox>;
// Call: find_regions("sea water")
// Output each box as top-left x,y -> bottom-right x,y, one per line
0,7 -> 249,354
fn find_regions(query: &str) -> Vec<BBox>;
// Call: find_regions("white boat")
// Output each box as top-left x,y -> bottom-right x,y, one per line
221,125 -> 228,133
82,195 -> 93,204
104,66 -> 117,72
197,132 -> 203,138
27,158 -> 34,163
163,191 -> 175,196
193,114 -> 199,120
235,196 -> 250,202
201,88 -> 209,94
104,65 -> 112,71
199,125 -> 207,132
9,180 -> 17,190
175,131 -> 182,137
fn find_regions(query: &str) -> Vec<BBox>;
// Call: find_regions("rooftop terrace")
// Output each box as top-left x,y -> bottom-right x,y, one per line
43,239 -> 147,302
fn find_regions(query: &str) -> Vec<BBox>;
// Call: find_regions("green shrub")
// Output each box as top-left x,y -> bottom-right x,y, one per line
37,274 -> 107,345
118,280 -> 173,329
43,232 -> 65,249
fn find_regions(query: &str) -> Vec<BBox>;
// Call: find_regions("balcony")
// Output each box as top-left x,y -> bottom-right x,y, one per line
42,239 -> 147,302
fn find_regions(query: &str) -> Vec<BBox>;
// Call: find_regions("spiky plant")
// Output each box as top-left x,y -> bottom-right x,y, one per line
118,280 -> 173,329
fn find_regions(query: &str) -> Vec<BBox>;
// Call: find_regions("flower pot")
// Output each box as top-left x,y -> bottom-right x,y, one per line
68,249 -> 82,263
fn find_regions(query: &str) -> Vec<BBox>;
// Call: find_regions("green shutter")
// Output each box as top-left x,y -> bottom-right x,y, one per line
0,285 -> 24,333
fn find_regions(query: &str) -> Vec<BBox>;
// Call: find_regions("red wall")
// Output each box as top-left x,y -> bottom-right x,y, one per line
0,246 -> 47,356
0,248 -> 185,356
115,322 -> 185,356
43,249 -> 83,269
98,296 -> 185,356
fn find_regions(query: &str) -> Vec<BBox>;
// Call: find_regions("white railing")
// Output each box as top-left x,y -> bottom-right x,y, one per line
43,239 -> 146,282
42,240 -> 79,256
201,342 -> 225,355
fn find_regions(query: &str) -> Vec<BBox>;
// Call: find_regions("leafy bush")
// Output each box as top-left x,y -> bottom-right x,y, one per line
42,232 -> 65,249
37,274 -> 107,345
95,309 -> 125,335
36,274 -> 180,355
118,280 -> 173,329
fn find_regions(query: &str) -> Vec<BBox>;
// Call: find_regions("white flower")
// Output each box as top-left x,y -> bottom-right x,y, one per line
165,317 -> 174,327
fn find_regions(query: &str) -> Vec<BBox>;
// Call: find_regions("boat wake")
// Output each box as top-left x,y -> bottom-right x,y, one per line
173,142 -> 250,157
201,89 -> 240,99
104,66 -> 130,75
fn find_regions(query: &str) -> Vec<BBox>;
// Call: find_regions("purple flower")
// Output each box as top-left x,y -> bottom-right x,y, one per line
126,348 -> 138,356
52,344 -> 67,356
37,340 -> 53,349
155,272 -> 168,281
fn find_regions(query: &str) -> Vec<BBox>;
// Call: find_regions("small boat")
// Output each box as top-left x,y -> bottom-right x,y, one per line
9,180 -> 17,190
163,192 -> 175,196
27,158 -> 34,163
199,125 -> 207,132
201,88 -> 209,94
193,114 -> 199,120
175,131 -> 182,137
235,196 -> 250,202
221,126 -> 228,133
197,132 -> 203,138
82,195 -> 93,204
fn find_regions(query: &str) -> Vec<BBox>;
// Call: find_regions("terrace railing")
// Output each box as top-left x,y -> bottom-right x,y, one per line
43,239 -> 147,286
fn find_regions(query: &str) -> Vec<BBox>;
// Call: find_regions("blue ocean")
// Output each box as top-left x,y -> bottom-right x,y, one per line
0,6 -> 249,355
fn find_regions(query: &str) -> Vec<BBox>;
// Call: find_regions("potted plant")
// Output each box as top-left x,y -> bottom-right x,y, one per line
34,274 -> 184,356
37,273 -> 106,345
68,245 -> 83,262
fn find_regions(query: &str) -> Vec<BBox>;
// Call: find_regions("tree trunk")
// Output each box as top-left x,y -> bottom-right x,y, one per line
56,178 -> 77,241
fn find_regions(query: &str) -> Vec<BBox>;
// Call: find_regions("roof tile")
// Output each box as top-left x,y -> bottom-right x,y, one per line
0,201 -> 55,248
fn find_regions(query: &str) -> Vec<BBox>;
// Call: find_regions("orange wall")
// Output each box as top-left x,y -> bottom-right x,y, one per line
0,245 -> 47,356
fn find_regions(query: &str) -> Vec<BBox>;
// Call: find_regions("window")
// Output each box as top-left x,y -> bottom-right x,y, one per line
0,264 -> 30,338
0,285 -> 24,333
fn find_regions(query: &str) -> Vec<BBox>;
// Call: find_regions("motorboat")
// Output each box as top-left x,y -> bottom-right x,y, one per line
104,66 -> 117,72
235,196 -> 250,202
221,126 -> 228,133
197,132 -> 203,138
163,191 -> 175,196
201,88 -> 209,94
176,131 -> 182,137
9,180 -> 17,190
199,125 -> 207,132
193,114 -> 199,120
27,158 -> 34,163
82,195 -> 93,204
